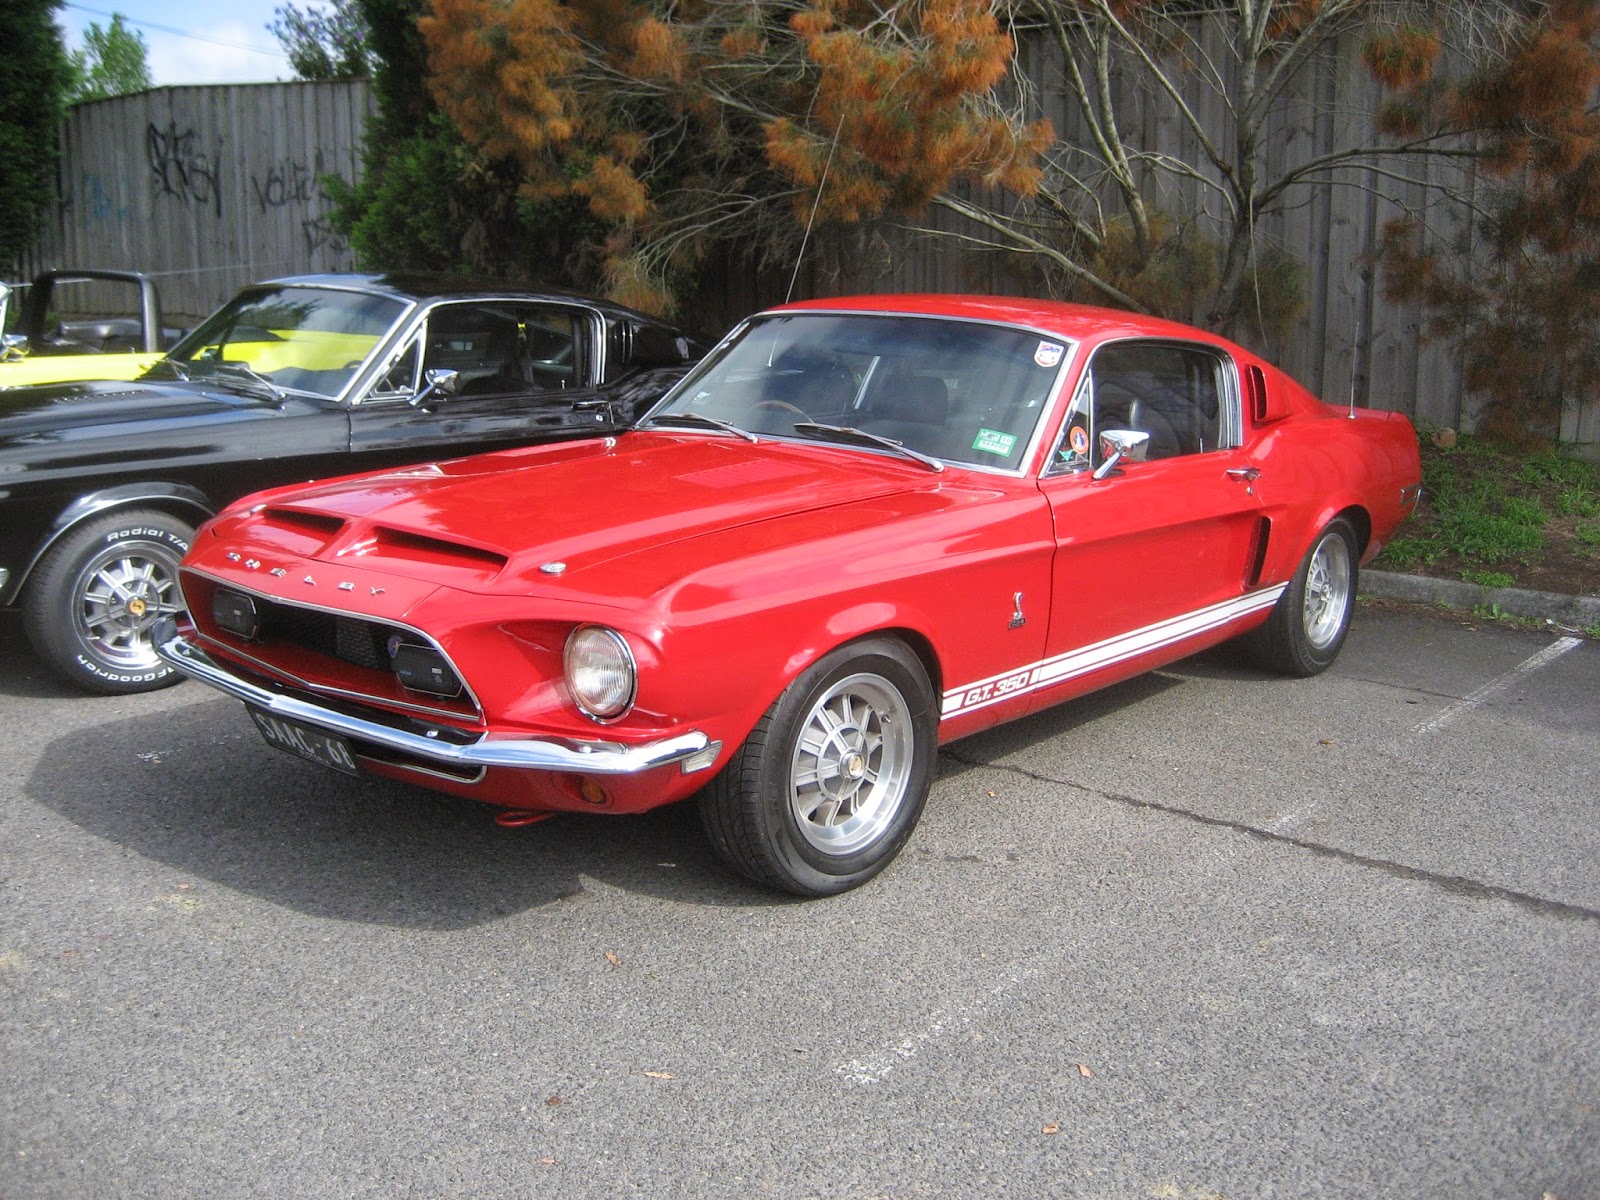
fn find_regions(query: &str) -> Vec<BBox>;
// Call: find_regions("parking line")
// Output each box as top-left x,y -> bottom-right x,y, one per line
1413,637 -> 1583,736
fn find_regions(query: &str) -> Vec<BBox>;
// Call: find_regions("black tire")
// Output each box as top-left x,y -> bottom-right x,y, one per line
699,637 -> 938,897
22,507 -> 194,695
1245,517 -> 1359,677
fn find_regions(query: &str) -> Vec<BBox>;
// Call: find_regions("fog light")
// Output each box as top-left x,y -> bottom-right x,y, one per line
212,589 -> 259,639
391,642 -> 463,697
578,777 -> 609,806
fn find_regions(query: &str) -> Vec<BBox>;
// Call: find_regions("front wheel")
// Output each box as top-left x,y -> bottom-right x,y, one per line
699,637 -> 938,896
22,508 -> 194,694
1246,517 -> 1358,677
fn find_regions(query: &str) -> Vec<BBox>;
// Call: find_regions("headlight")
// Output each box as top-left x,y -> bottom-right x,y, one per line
564,625 -> 636,720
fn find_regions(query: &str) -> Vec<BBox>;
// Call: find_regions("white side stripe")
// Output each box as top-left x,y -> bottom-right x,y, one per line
941,586 -> 1287,719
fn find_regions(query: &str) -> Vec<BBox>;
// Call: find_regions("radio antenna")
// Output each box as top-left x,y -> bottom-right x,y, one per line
786,126 -> 841,305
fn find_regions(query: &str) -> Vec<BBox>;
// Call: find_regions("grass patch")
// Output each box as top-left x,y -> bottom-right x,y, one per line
1375,433 -> 1600,595
1461,569 -> 1516,588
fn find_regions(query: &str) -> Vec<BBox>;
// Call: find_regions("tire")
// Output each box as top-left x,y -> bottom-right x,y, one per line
22,508 -> 194,695
1246,517 -> 1358,677
699,637 -> 938,897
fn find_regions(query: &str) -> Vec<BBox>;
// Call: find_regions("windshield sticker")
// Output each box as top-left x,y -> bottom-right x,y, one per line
1069,425 -> 1090,456
972,428 -> 1018,457
1034,341 -> 1064,368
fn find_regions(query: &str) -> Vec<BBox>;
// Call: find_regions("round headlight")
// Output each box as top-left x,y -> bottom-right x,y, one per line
564,625 -> 637,720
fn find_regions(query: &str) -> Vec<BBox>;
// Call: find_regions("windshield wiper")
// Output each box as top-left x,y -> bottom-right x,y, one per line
645,411 -> 758,443
792,422 -> 944,472
206,361 -> 284,403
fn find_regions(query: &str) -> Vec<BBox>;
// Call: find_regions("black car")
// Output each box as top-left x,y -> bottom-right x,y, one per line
0,273 -> 704,694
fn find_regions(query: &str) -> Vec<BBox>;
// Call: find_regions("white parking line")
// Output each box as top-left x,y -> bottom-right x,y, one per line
834,958 -> 1045,1086
1413,637 -> 1583,736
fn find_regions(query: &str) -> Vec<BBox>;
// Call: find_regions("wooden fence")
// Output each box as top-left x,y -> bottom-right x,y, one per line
11,81 -> 372,323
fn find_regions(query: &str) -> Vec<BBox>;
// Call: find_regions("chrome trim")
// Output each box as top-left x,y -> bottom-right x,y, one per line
156,624 -> 709,775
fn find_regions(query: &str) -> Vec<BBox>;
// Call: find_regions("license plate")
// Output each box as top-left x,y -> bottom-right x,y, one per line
247,706 -> 360,776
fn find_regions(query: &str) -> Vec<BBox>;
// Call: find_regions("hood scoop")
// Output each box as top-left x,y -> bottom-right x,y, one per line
351,526 -> 510,583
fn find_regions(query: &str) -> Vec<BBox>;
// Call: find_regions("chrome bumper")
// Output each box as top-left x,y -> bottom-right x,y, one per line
154,624 -> 711,775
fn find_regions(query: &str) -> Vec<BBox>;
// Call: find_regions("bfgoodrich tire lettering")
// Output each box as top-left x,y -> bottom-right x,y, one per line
1246,517 -> 1358,677
23,508 -> 193,695
699,636 -> 937,897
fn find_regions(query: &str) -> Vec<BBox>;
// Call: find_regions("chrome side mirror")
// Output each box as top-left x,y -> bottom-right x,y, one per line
408,367 -> 461,408
1,333 -> 28,362
1092,428 -> 1151,480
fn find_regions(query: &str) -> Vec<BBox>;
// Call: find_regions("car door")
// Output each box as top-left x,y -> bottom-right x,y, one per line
346,300 -> 613,466
1031,339 -> 1270,710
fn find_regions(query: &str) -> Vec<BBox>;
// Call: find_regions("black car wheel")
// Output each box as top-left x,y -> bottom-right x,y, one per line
23,508 -> 193,694
699,637 -> 937,897
1245,517 -> 1358,677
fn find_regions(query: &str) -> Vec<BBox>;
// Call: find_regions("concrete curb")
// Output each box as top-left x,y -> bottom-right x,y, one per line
1361,569 -> 1600,629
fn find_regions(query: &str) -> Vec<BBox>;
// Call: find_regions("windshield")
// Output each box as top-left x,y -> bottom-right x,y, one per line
159,285 -> 407,399
650,313 -> 1069,471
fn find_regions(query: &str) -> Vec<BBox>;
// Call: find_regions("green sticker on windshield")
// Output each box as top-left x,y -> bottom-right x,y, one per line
972,428 -> 1018,456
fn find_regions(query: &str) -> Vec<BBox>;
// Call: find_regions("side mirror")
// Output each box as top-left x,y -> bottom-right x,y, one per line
1,333 -> 29,362
409,367 -> 461,408
1093,428 -> 1151,480
626,322 -> 694,367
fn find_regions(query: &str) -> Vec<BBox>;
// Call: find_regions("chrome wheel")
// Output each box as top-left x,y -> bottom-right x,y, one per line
73,541 -> 185,671
1302,528 -> 1353,651
700,637 -> 936,895
789,672 -> 917,856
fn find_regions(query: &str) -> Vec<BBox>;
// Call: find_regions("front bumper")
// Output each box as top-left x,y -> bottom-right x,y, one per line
154,621 -> 711,776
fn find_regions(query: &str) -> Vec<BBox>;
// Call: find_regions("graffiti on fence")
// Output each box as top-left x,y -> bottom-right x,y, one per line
76,171 -> 130,226
147,122 -> 223,217
249,150 -> 333,214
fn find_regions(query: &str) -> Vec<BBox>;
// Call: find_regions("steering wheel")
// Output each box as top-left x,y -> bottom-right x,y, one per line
752,400 -> 808,420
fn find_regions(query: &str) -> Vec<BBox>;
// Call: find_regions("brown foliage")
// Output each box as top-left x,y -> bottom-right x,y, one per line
417,0 -> 1045,313
1380,0 -> 1600,440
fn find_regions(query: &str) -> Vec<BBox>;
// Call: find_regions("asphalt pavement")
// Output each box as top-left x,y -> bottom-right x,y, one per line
1,604 -> 1596,1200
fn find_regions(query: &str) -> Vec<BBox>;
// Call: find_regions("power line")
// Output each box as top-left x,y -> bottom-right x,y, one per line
63,3 -> 286,58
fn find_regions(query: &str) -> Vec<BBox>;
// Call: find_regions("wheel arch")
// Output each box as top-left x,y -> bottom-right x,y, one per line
5,483 -> 213,607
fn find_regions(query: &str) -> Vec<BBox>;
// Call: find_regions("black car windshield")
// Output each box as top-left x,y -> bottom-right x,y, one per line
159,285 -> 406,399
649,312 -> 1070,471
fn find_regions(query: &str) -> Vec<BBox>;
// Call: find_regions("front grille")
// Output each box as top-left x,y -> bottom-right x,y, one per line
245,596 -> 409,673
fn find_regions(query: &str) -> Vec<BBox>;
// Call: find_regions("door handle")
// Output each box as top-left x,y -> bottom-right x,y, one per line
1226,466 -> 1261,482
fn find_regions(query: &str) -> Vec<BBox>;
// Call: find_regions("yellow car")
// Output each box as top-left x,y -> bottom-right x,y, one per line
0,270 -> 178,386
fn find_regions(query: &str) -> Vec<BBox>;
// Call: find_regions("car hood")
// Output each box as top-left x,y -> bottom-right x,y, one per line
0,376 -> 267,439
239,431 -> 937,594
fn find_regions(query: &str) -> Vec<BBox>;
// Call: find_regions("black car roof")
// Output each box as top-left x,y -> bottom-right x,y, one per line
261,272 -> 677,327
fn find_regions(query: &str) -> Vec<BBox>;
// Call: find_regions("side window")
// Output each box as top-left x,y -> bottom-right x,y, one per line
1049,341 -> 1232,472
418,303 -> 580,397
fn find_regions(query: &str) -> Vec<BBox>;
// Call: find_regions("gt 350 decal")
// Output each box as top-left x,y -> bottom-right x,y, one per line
941,586 -> 1288,719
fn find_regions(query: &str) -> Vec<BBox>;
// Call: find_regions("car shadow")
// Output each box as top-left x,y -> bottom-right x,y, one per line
20,620 -> 1261,927
27,692 -> 787,929
0,613 -> 101,700
938,666 -> 1188,775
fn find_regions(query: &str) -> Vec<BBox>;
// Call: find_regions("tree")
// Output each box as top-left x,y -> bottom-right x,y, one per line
68,13 -> 152,103
270,0 -> 373,81
325,0 -> 591,282
918,0 -> 1525,346
1381,0 -> 1600,444
1,0 -> 73,270
417,0 -> 1049,314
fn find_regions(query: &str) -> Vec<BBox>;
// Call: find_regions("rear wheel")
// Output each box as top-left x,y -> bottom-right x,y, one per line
699,637 -> 937,896
1246,517 -> 1358,677
23,508 -> 193,694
